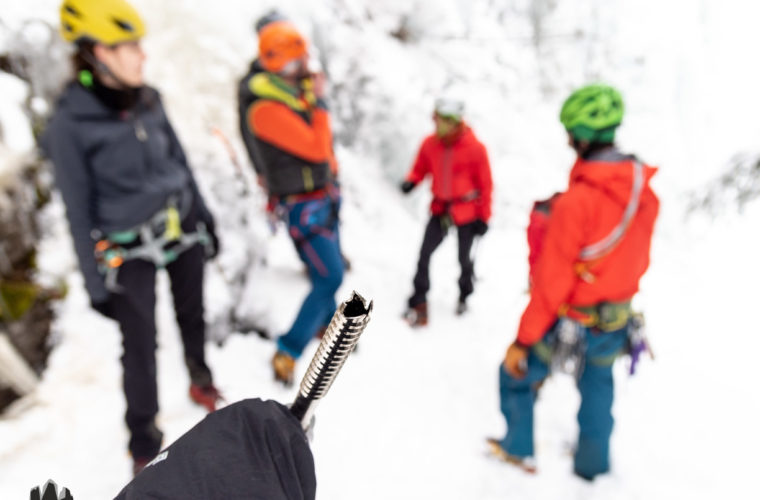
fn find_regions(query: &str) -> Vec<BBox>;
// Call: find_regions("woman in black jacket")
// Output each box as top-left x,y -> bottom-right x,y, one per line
44,0 -> 221,475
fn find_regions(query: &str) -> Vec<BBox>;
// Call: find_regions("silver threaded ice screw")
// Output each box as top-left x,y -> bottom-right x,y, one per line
290,291 -> 373,430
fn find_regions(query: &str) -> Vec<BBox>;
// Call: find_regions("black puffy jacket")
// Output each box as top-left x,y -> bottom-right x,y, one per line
43,81 -> 214,303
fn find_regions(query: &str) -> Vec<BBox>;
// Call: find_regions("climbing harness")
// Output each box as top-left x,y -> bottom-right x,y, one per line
94,199 -> 212,292
559,301 -> 633,332
534,309 -> 652,380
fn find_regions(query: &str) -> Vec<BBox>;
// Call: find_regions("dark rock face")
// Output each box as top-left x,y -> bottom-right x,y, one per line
0,19 -> 68,413
0,164 -> 59,413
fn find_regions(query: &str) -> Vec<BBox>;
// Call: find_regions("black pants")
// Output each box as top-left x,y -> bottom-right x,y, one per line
108,205 -> 211,459
408,216 -> 479,308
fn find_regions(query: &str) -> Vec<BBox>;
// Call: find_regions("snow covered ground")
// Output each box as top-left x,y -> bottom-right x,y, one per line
2,0 -> 760,498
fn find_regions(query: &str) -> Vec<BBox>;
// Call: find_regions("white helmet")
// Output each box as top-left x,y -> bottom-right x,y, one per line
434,97 -> 464,120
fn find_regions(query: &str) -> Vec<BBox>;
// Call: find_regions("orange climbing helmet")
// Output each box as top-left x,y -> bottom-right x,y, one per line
258,21 -> 308,73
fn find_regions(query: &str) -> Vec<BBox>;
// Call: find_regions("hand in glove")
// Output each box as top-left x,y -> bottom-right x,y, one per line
196,202 -> 221,260
473,219 -> 489,236
400,181 -> 416,194
503,341 -> 529,379
204,221 -> 220,260
91,297 -> 115,319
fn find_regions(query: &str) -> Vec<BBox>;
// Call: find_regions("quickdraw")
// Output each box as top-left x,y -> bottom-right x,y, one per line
626,312 -> 654,375
535,311 -> 653,379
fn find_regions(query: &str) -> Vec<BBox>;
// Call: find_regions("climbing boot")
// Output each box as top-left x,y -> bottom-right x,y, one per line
189,383 -> 223,412
486,438 -> 537,473
455,299 -> 468,316
272,351 -> 295,386
403,302 -> 428,327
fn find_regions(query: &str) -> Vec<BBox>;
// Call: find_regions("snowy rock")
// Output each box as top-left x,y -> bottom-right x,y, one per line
0,72 -> 34,157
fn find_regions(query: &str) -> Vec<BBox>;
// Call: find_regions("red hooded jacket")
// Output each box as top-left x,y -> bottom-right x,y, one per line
405,126 -> 493,225
517,150 -> 659,346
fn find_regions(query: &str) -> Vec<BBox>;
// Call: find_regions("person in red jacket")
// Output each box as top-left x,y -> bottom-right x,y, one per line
489,84 -> 659,480
401,98 -> 493,326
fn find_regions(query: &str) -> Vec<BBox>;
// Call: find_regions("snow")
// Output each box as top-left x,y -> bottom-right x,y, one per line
0,73 -> 33,153
0,72 -> 34,185
2,0 -> 760,498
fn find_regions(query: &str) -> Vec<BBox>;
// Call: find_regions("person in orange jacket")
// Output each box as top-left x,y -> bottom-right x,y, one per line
401,98 -> 493,326
489,84 -> 659,480
237,11 -> 351,272
237,9 -> 289,185
242,20 -> 344,386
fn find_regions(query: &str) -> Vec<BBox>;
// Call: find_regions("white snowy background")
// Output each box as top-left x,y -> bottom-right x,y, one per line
2,0 -> 760,498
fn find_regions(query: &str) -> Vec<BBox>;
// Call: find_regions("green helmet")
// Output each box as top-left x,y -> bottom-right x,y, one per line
559,84 -> 624,144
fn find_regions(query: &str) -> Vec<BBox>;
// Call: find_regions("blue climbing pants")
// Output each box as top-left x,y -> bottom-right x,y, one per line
498,322 -> 628,478
276,196 -> 344,359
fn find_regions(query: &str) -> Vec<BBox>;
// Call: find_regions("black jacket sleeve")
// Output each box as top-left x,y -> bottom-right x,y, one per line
43,114 -> 109,304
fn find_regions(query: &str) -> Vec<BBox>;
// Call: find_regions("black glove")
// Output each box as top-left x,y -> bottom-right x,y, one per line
400,181 -> 416,194
91,298 -> 114,319
473,219 -> 488,236
204,221 -> 220,260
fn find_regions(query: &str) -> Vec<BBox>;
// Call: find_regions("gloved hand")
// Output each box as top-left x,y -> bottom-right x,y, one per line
311,72 -> 327,100
473,219 -> 489,236
91,297 -> 114,319
400,181 -> 416,194
205,221 -> 220,260
503,341 -> 529,379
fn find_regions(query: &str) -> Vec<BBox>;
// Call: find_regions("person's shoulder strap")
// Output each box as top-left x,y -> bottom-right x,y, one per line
579,160 -> 644,261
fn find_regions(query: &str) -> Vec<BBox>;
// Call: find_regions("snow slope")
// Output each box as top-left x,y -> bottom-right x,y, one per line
2,0 -> 760,498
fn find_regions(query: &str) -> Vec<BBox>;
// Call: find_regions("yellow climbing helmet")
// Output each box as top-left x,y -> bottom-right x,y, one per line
59,0 -> 145,45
